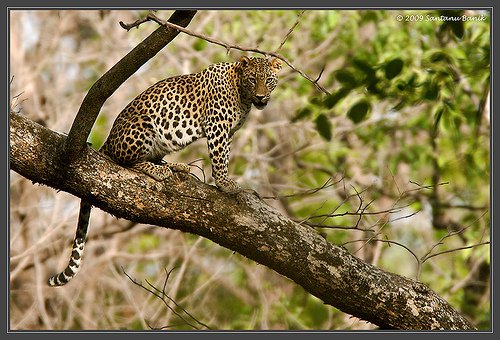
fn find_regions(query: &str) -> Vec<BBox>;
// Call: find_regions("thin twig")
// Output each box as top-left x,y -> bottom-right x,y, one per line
119,15 -> 150,30
342,238 -> 421,270
297,199 -> 330,225
307,199 -> 413,219
315,63 -> 326,83
158,268 -> 211,330
407,180 -> 449,192
144,277 -> 212,330
122,268 -> 211,330
436,203 -> 487,211
261,176 -> 343,200
305,222 -> 376,233
275,10 -> 305,52
388,210 -> 420,223
420,210 -> 489,263
423,242 -> 490,262
388,165 -> 402,196
123,270 -> 198,329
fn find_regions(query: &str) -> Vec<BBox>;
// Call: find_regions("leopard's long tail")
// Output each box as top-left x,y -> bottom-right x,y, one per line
48,200 -> 92,287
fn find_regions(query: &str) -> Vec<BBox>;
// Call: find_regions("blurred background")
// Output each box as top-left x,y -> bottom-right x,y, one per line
9,9 -> 490,330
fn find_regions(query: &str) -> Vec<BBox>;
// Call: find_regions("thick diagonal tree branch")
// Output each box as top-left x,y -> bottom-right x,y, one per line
64,10 -> 197,160
10,111 -> 475,330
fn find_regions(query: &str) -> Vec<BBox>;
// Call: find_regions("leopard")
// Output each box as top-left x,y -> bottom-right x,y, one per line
47,55 -> 282,286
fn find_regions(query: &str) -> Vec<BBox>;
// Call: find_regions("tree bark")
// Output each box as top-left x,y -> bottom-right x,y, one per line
9,111 -> 476,330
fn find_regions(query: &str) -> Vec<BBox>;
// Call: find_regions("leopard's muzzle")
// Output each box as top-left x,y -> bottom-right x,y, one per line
253,96 -> 268,110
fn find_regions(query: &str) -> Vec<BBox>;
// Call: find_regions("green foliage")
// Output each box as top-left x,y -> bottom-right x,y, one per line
292,106 -> 313,122
334,69 -> 357,87
287,9 -> 490,329
314,114 -> 332,140
384,58 -> 404,80
323,88 -> 350,109
347,100 -> 371,123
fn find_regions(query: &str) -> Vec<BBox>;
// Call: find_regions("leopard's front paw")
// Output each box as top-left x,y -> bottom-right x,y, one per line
169,162 -> 191,173
215,178 -> 242,194
131,162 -> 173,181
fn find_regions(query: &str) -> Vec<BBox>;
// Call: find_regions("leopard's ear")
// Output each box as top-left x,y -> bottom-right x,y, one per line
269,58 -> 282,73
239,56 -> 251,68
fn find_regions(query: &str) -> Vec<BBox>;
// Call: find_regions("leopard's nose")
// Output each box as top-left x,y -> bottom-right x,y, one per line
255,95 -> 266,101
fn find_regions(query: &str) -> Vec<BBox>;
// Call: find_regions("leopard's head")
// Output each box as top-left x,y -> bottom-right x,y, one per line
239,56 -> 282,110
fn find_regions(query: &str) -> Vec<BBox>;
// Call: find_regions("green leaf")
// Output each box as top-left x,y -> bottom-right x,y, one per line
384,58 -> 404,79
423,81 -> 440,101
450,21 -> 464,39
314,114 -> 332,141
347,100 -> 371,124
392,100 -> 406,111
366,79 -> 382,95
433,106 -> 445,133
309,96 -> 322,106
292,107 -> 313,122
430,51 -> 451,63
323,88 -> 350,109
407,73 -> 418,87
352,58 -> 375,78
362,11 -> 379,22
443,99 -> 456,112
334,69 -> 357,87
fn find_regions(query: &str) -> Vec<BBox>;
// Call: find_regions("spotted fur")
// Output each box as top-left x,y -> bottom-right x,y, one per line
47,56 -> 282,286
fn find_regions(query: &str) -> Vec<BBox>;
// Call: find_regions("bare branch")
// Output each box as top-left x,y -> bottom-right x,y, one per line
119,15 -> 151,31
275,10 -> 305,52
342,238 -> 421,270
423,242 -> 490,262
388,210 -> 420,223
436,203 -> 488,211
313,204 -> 408,218
421,210 -> 489,264
122,268 -> 211,330
315,63 -> 326,83
305,222 -> 376,233
261,176 -> 343,200
122,12 -> 331,95
408,180 -> 450,192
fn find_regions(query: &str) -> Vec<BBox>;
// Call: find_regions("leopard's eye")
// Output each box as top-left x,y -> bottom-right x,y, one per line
247,77 -> 256,84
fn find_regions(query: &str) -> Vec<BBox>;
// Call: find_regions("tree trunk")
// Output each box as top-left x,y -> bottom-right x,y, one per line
9,111 -> 475,330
